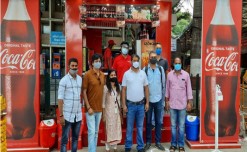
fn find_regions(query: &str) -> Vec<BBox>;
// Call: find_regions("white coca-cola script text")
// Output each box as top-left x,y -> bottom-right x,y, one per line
0,49 -> 36,70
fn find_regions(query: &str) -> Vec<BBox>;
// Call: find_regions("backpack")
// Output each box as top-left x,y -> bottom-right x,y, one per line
144,66 -> 163,89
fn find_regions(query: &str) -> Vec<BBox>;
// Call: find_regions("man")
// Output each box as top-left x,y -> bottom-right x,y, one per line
83,54 -> 105,152
122,54 -> 149,152
58,58 -> 82,152
165,57 -> 193,152
104,40 -> 115,70
151,42 -> 169,129
143,51 -> 166,151
112,41 -> 131,84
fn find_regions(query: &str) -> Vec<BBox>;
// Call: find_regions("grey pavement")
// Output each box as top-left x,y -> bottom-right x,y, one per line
52,138 -> 247,152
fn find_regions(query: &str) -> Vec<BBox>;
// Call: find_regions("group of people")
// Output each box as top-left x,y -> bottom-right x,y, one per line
57,41 -> 193,152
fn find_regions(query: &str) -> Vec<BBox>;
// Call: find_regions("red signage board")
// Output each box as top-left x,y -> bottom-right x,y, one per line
0,0 -> 40,147
201,0 -> 242,143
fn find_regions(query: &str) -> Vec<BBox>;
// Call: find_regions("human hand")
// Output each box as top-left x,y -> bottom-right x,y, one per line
165,102 -> 170,111
88,108 -> 94,115
60,116 -> 65,126
123,105 -> 128,114
187,102 -> 192,112
145,103 -> 149,112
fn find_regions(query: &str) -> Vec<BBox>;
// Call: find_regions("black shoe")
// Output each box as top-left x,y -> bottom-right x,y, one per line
155,143 -> 165,151
144,143 -> 151,151
125,148 -> 131,152
138,148 -> 145,152
151,124 -> 155,130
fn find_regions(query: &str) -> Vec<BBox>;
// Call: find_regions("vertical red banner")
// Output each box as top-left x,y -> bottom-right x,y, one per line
201,0 -> 242,143
0,0 -> 40,147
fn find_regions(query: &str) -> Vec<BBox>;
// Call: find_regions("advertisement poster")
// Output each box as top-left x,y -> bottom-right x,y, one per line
141,39 -> 156,68
201,0 -> 242,143
0,0 -> 40,147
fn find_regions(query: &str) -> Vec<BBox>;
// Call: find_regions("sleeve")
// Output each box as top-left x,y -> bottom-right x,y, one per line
143,72 -> 148,86
161,67 -> 166,99
165,74 -> 170,98
122,72 -> 127,87
164,59 -> 169,71
186,73 -> 193,100
58,78 -> 66,100
83,72 -> 89,90
102,85 -> 107,108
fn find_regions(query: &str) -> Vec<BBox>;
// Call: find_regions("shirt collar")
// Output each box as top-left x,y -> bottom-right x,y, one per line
68,73 -> 77,79
172,69 -> 183,75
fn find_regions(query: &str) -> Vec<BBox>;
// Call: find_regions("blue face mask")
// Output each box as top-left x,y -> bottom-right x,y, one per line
174,64 -> 181,71
156,48 -> 162,55
93,62 -> 101,69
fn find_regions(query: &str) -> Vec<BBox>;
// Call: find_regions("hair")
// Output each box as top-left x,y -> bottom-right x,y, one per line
174,57 -> 182,63
149,51 -> 156,57
131,54 -> 140,61
68,58 -> 78,65
106,69 -> 120,94
120,41 -> 129,47
91,53 -> 102,63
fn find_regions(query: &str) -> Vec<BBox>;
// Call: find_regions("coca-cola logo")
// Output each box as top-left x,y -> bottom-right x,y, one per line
205,52 -> 238,72
0,49 -> 36,70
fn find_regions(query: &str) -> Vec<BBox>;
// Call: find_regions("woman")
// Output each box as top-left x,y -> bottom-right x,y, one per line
101,69 -> 122,152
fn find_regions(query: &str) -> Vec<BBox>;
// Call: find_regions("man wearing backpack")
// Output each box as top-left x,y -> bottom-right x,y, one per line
143,51 -> 166,151
151,42 -> 169,129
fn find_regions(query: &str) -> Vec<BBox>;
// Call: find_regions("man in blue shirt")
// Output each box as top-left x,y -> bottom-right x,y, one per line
143,51 -> 166,151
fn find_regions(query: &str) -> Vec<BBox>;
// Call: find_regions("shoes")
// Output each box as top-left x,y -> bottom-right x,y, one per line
155,143 -> 165,151
151,124 -> 155,130
144,143 -> 151,151
125,148 -> 131,152
169,146 -> 177,152
138,148 -> 145,152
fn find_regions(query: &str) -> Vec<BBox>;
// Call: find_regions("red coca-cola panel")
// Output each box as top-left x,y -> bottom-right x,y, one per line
0,0 -> 40,148
201,0 -> 241,143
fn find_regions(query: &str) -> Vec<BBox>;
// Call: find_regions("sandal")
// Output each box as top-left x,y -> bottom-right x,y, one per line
179,147 -> 185,152
169,146 -> 177,152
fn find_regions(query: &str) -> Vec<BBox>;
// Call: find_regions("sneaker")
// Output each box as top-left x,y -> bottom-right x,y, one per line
138,148 -> 145,152
155,143 -> 165,151
144,143 -> 151,151
125,148 -> 131,152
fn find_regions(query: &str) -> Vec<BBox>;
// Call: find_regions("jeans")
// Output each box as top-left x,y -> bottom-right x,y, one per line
152,106 -> 164,126
86,112 -> 102,152
170,108 -> 186,147
125,102 -> 145,151
146,100 -> 162,144
61,120 -> 81,152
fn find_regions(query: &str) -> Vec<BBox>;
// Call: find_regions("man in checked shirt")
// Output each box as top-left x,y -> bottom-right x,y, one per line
165,57 -> 193,152
58,58 -> 83,152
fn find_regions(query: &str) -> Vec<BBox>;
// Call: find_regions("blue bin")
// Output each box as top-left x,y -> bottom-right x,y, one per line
185,115 -> 199,141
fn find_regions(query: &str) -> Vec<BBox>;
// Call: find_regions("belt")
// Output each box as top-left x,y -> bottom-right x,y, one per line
127,99 -> 145,105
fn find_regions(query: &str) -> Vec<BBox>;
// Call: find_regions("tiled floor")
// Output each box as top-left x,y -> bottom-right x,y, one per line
52,138 -> 247,152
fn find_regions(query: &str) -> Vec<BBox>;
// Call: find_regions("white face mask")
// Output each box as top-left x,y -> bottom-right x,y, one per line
69,69 -> 78,75
121,48 -> 128,55
93,62 -> 101,69
132,61 -> 139,68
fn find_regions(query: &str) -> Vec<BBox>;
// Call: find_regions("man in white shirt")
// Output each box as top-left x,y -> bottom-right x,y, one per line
58,58 -> 82,152
122,54 -> 149,152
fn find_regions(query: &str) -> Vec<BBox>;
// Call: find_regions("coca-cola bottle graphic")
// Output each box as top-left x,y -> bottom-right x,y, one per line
204,0 -> 238,137
0,0 -> 36,139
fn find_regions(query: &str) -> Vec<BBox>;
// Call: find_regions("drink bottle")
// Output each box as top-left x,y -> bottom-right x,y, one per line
0,0 -> 36,139
204,0 -> 238,137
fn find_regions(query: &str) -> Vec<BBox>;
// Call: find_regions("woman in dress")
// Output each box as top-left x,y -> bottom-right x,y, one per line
102,69 -> 122,152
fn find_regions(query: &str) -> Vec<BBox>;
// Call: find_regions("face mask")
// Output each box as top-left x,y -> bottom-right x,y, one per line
69,68 -> 78,75
150,58 -> 157,64
174,64 -> 182,71
132,61 -> 139,68
121,48 -> 128,55
156,48 -> 162,55
109,77 -> 118,83
93,62 -> 101,69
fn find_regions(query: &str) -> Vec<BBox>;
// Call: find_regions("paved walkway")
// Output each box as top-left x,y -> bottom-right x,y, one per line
52,138 -> 247,152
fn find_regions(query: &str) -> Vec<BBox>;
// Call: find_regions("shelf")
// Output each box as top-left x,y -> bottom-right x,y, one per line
86,17 -> 116,22
87,26 -> 119,30
125,19 -> 151,23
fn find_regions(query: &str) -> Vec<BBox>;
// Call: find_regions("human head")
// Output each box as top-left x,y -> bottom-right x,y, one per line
108,40 -> 115,48
91,53 -> 102,69
174,57 -> 182,71
106,69 -> 120,93
155,42 -> 162,55
68,58 -> 78,75
120,41 -> 129,55
149,51 -> 157,65
131,54 -> 140,69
